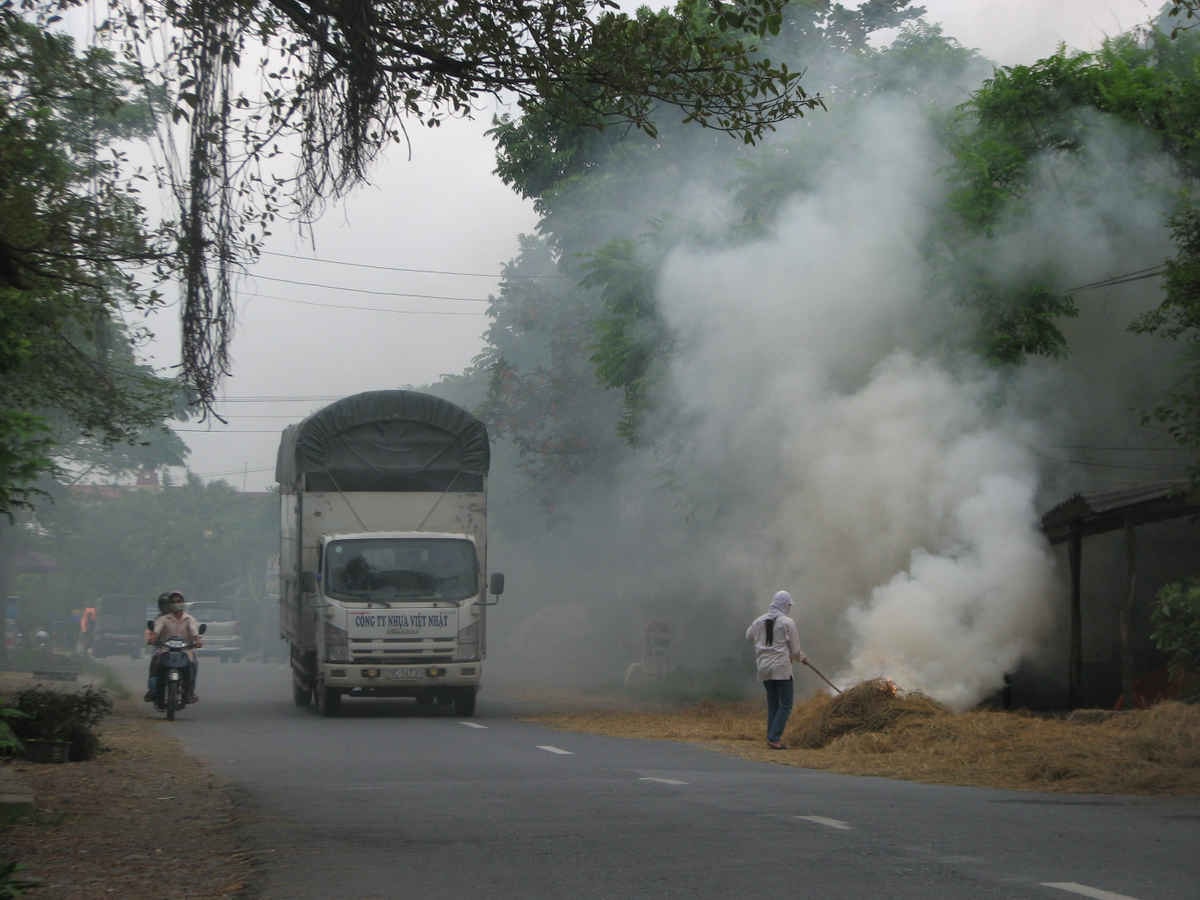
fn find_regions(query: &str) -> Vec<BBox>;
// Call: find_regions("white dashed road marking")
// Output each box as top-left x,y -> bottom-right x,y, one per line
795,815 -> 852,831
638,777 -> 688,785
1041,883 -> 1140,900
536,745 -> 573,755
459,721 -> 487,729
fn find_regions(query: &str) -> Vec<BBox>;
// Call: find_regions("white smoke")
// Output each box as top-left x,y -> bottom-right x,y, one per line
492,20 -> 1188,710
645,93 -> 1171,709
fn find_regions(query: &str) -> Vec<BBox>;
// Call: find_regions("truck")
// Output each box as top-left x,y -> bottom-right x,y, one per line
275,389 -> 504,716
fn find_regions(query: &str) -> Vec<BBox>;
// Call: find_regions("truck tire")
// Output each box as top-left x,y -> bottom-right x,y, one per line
315,681 -> 341,717
453,688 -> 476,717
292,675 -> 311,708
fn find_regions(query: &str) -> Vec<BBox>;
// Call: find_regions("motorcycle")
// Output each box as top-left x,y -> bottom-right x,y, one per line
146,620 -> 207,721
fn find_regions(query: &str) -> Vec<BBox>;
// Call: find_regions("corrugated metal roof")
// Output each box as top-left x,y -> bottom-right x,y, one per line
1041,479 -> 1200,543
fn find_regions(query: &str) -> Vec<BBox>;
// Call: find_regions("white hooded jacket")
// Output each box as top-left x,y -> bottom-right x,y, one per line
745,590 -> 806,681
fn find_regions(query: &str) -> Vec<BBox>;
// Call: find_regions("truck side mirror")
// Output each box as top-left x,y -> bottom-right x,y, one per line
301,571 -> 317,593
489,572 -> 505,597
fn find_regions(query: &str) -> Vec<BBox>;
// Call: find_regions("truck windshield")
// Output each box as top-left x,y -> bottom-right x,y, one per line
324,538 -> 478,603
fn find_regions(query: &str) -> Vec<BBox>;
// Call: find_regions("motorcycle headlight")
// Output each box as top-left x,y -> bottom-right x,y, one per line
453,621 -> 479,662
323,622 -> 350,662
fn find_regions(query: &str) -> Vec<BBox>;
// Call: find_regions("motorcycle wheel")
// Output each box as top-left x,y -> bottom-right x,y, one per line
166,680 -> 179,721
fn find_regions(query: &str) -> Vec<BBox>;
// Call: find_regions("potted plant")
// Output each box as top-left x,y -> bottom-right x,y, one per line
5,685 -> 112,763
0,704 -> 31,758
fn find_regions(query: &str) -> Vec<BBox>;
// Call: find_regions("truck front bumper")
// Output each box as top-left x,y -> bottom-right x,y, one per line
322,662 -> 482,690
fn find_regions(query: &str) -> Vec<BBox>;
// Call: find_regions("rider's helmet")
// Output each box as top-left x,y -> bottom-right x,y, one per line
166,590 -> 185,614
156,591 -> 173,614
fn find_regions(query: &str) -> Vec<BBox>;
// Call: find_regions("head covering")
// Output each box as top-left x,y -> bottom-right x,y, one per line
767,590 -> 793,619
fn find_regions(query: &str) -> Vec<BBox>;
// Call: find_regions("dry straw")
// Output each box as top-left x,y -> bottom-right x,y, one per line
527,681 -> 1200,795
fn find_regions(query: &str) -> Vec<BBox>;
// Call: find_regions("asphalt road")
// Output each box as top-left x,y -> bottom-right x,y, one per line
108,656 -> 1200,900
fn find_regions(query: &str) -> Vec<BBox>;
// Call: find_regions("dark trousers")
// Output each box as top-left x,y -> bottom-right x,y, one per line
764,677 -> 794,743
148,655 -> 198,697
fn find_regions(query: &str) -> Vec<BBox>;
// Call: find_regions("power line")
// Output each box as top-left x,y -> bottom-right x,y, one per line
174,427 -> 283,433
257,249 -> 563,280
1067,264 -> 1166,293
244,273 -> 492,302
238,291 -> 486,316
203,395 -> 341,402
189,465 -> 276,478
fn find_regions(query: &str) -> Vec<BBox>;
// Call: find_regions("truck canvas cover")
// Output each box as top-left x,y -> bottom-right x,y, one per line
275,390 -> 490,493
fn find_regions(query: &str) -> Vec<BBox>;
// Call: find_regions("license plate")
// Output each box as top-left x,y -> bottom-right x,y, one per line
390,667 -> 424,679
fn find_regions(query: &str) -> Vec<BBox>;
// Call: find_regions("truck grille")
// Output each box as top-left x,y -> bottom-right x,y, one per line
350,637 -> 455,664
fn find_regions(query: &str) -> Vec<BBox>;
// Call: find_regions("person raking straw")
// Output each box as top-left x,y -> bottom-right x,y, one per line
745,590 -> 807,750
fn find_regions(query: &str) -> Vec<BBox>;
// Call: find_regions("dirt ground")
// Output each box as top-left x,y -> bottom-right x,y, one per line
1,671 -> 254,899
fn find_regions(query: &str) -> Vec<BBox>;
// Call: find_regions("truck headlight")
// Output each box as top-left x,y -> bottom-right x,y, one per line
323,622 -> 350,662
453,621 -> 479,662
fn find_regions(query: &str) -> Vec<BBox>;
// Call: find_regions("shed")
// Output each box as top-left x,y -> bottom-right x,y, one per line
1040,479 -> 1200,707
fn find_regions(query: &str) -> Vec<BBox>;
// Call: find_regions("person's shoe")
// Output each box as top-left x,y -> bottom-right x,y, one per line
768,740 -> 786,750
185,694 -> 198,704
143,691 -> 153,702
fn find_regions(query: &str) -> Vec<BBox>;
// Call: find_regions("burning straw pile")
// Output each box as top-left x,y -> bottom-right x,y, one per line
788,678 -> 948,749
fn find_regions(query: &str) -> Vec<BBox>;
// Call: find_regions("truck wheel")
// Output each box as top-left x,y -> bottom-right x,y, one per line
292,675 -> 311,708
315,681 -> 341,717
453,689 -> 476,717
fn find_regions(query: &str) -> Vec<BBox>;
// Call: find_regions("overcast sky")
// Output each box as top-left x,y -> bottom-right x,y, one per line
147,0 -> 1165,488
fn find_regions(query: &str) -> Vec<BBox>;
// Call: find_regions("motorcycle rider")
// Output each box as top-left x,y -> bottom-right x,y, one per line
144,590 -> 203,704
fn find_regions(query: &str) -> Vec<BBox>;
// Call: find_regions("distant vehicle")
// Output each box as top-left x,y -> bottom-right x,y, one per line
92,594 -> 150,659
186,601 -> 242,663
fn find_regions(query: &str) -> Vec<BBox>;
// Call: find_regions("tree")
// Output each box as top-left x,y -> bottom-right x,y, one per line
18,475 -> 277,626
68,0 -> 828,411
488,7 -> 963,453
944,25 -> 1200,473
0,10 -> 182,516
1150,577 -> 1200,699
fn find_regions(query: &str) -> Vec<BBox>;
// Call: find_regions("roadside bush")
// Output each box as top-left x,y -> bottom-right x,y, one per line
1150,578 -> 1200,701
3,685 -> 113,761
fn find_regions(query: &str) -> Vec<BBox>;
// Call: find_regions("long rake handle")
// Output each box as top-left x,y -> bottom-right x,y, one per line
804,660 -> 842,694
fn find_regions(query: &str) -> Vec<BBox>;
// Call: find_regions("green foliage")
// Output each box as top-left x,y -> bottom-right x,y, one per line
5,685 -> 112,760
485,2 -> 976,471
1150,577 -> 1200,695
0,412 -> 52,517
0,10 -> 182,516
476,235 -> 629,511
942,23 -> 1200,415
583,237 -> 672,443
0,706 -> 32,757
78,0 -> 826,410
0,859 -> 39,899
17,476 -> 275,623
